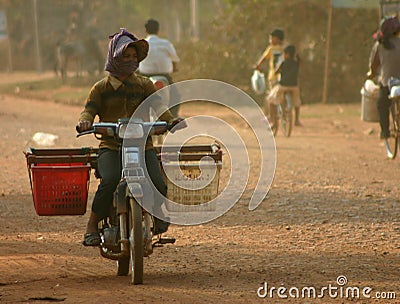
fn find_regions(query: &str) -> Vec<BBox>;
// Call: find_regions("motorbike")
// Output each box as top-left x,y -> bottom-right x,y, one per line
25,113 -> 222,285
77,118 -> 181,284
149,75 -> 170,91
148,74 -> 181,118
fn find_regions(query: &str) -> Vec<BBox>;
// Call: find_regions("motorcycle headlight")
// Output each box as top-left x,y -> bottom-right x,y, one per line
118,123 -> 144,139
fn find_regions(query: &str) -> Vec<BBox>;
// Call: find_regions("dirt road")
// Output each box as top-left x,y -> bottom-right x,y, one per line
0,80 -> 399,303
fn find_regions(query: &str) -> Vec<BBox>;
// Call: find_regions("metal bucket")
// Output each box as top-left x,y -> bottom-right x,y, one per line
361,85 -> 379,123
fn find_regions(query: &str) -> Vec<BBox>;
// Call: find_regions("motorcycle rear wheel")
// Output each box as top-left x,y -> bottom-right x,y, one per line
130,198 -> 144,284
117,256 -> 130,276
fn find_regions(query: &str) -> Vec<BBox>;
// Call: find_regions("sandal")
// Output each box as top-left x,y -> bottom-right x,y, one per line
82,232 -> 101,246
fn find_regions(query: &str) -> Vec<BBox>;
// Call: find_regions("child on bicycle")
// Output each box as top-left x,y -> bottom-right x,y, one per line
270,44 -> 302,127
255,28 -> 285,118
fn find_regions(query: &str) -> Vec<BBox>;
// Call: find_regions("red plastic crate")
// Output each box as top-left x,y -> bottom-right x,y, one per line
30,163 -> 91,216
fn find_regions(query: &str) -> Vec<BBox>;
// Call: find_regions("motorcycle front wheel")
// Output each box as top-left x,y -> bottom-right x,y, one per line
129,198 -> 144,284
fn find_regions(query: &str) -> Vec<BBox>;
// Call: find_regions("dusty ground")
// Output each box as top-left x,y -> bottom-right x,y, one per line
0,72 -> 399,303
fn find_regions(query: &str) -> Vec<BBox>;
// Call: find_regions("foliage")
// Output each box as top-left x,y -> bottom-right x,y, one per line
0,0 -> 381,103
178,0 -> 379,103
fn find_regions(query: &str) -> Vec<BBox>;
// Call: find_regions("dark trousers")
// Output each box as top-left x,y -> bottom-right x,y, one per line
92,148 -> 167,219
377,86 -> 391,138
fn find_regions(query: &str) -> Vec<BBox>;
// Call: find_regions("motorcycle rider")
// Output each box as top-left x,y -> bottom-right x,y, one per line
77,28 -> 183,246
138,18 -> 181,117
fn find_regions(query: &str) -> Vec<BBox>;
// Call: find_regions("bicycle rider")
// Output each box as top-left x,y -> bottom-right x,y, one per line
368,16 -> 400,139
272,44 -> 303,127
255,28 -> 285,120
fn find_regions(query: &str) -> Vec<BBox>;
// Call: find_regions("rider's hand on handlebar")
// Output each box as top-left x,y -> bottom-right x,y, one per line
169,117 -> 187,133
76,120 -> 92,133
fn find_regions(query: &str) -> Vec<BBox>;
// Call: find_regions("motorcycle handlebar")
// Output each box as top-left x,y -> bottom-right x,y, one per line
76,129 -> 96,138
76,121 -> 179,138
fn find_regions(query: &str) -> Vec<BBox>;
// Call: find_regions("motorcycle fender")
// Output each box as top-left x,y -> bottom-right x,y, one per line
127,182 -> 144,198
121,180 -> 154,211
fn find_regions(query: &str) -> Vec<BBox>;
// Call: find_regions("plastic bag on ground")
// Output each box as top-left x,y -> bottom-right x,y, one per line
32,132 -> 59,146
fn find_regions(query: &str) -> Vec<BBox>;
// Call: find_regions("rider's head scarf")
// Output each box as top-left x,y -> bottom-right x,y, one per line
105,28 -> 149,78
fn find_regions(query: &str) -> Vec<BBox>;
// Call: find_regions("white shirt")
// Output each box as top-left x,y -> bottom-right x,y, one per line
139,35 -> 180,74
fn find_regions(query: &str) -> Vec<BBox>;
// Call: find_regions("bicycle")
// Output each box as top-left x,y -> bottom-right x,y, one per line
384,77 -> 400,159
271,91 -> 293,137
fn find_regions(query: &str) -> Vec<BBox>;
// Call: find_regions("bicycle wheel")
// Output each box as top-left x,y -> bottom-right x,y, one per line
271,105 -> 280,137
398,100 -> 400,153
129,198 -> 144,284
384,99 -> 399,159
281,93 -> 293,137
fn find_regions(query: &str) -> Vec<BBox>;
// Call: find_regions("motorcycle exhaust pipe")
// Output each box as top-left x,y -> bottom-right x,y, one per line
99,212 -> 130,260
99,239 -> 129,260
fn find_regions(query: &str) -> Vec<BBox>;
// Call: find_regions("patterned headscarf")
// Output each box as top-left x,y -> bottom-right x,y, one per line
105,28 -> 149,77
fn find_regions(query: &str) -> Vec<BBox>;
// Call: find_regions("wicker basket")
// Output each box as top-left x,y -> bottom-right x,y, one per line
156,144 -> 222,212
